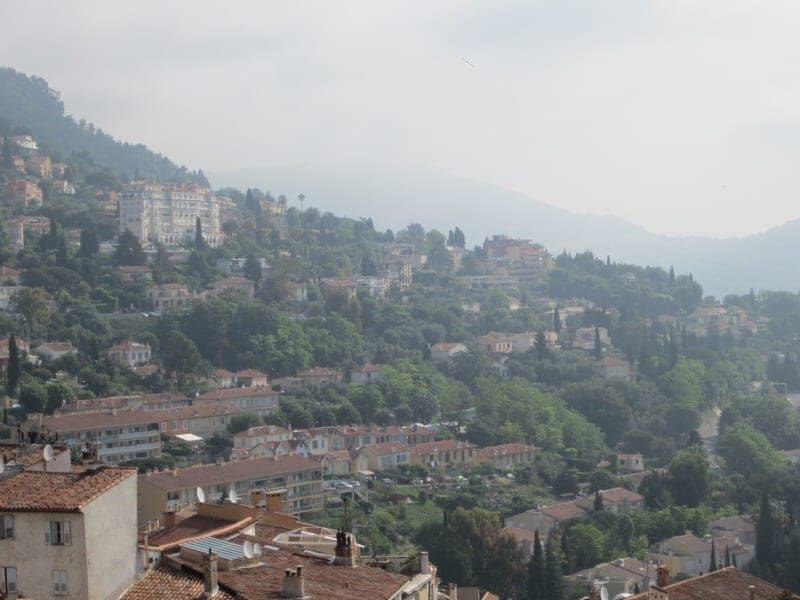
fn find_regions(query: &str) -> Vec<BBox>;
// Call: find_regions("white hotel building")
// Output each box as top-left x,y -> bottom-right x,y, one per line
118,182 -> 225,247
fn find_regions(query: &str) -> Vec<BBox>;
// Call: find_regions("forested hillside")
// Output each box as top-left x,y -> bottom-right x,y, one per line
0,67 -> 204,183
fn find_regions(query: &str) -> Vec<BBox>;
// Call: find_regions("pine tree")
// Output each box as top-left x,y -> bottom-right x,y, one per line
553,307 -> 561,335
593,490 -> 603,511
709,539 -> 717,572
724,545 -> 731,567
669,265 -> 675,283
593,326 -> 602,360
6,334 -> 19,398
528,529 -> 545,600
544,537 -> 564,600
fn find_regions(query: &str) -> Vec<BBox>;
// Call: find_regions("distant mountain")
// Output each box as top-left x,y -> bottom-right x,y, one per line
211,162 -> 800,297
0,67 -> 202,183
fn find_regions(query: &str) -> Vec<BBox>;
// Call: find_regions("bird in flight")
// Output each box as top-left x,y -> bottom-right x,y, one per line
462,57 -> 475,68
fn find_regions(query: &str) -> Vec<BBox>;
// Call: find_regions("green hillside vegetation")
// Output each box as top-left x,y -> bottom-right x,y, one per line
0,67 -> 204,183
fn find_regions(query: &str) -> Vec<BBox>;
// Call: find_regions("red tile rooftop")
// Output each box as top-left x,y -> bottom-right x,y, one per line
120,563 -> 236,600
0,467 -> 135,512
628,567 -> 798,600
141,455 -> 319,492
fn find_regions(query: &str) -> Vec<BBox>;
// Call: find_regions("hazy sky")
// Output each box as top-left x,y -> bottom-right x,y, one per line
2,1 -> 800,237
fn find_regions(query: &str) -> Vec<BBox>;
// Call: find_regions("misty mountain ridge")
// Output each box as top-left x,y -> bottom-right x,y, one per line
211,162 -> 800,298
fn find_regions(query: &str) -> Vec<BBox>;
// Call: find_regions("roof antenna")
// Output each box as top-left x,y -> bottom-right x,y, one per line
43,444 -> 54,471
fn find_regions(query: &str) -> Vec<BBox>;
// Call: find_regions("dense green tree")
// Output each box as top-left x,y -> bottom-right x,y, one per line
195,217 -> 205,249
593,490 -> 603,511
666,449 -> 709,507
227,413 -> 260,434
19,381 -> 48,414
2,134 -> 12,168
756,491 -> 778,567
162,330 -> 203,378
115,229 -> 146,266
243,254 -> 262,284
709,539 -> 717,572
45,382 -> 76,414
78,227 -> 100,257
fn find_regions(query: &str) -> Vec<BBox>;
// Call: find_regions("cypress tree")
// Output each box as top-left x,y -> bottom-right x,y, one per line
553,307 -> 561,334
724,545 -> 731,567
2,135 -> 12,168
195,217 -> 204,249
544,537 -> 564,600
756,491 -> 776,566
535,331 -> 549,361
560,531 -> 571,574
593,490 -> 603,512
6,334 -> 19,397
709,539 -> 717,572
593,326 -> 602,360
528,529 -> 545,600
669,265 -> 675,283
732,553 -> 737,568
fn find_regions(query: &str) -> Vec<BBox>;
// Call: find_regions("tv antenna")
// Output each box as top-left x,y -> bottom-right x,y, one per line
243,540 -> 255,559
196,487 -> 206,503
43,444 -> 54,471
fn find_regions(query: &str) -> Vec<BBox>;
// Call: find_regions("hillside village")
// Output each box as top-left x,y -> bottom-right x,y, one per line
2,75 -> 800,599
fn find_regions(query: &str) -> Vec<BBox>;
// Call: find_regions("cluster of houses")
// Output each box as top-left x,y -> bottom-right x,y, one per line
0,440 -> 440,600
230,423 -> 537,478
1,135 -> 75,210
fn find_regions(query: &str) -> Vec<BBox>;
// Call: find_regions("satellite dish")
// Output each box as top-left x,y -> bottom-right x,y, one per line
229,487 -> 239,504
196,487 -> 206,503
43,444 -> 54,462
253,543 -> 262,557
243,541 -> 255,559
600,587 -> 609,600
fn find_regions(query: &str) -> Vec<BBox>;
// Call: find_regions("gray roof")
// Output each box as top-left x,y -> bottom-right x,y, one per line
181,537 -> 246,561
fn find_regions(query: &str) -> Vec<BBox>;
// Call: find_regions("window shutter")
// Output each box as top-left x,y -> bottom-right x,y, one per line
63,521 -> 71,545
45,522 -> 51,544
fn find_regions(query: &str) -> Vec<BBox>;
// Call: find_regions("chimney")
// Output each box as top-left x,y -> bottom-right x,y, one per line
748,586 -> 755,600
283,565 -> 308,598
420,551 -> 430,574
265,490 -> 284,513
447,583 -> 458,600
656,566 -> 670,588
203,549 -> 219,598
162,510 -> 177,529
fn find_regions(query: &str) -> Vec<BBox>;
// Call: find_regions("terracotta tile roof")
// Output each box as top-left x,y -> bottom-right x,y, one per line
108,340 -> 151,352
653,533 -> 710,556
235,369 -> 267,379
355,362 -> 382,373
297,367 -> 342,378
412,439 -> 476,455
595,486 -> 644,504
141,455 -> 319,492
476,443 -> 537,459
709,514 -> 754,534
199,386 -> 279,401
234,425 -> 291,439
541,501 -> 588,522
628,567 -> 797,600
0,467 -> 135,512
120,563 -> 236,600
213,368 -> 236,378
44,403 -> 241,432
216,548 -> 410,599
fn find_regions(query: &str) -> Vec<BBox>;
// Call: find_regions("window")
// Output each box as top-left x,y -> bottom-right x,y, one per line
0,516 -> 12,539
46,521 -> 71,546
53,570 -> 67,595
160,422 -> 166,432
0,567 -> 16,594
182,420 -> 189,430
